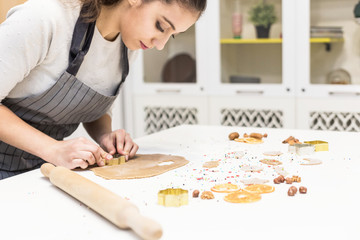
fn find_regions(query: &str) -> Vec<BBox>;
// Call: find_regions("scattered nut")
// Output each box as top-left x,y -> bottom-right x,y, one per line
228,132 -> 239,140
283,136 -> 302,144
273,178 -> 281,184
192,190 -> 200,198
299,186 -> 307,194
243,133 -> 249,138
285,177 -> 293,184
200,191 -> 214,200
278,175 -> 285,183
263,133 -> 268,138
288,188 -> 295,196
292,175 -> 301,183
290,186 -> 297,194
249,133 -> 264,139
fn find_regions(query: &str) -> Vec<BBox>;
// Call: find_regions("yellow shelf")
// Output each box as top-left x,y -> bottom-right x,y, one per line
220,38 -> 344,44
309,38 -> 344,43
220,38 -> 282,44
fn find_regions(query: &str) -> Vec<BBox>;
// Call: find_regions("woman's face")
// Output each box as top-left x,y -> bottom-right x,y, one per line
119,0 -> 199,50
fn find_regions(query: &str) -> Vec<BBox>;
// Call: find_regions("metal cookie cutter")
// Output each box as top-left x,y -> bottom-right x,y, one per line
158,188 -> 188,207
105,154 -> 126,166
304,140 -> 329,152
288,143 -> 315,155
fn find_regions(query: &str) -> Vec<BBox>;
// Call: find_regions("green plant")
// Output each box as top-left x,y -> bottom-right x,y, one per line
249,0 -> 277,27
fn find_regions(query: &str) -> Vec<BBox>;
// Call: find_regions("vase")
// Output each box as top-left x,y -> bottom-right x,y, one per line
255,25 -> 271,38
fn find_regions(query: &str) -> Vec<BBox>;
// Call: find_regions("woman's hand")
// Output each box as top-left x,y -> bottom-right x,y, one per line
45,137 -> 113,169
98,129 -> 139,161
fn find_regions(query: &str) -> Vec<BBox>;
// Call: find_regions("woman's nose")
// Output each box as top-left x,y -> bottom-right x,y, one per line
152,35 -> 170,50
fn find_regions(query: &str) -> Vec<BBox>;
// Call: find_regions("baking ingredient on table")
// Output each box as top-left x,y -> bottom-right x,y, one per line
91,154 -> 189,180
210,183 -> 241,193
192,190 -> 200,198
299,186 -> 307,194
158,188 -> 188,207
244,184 -> 275,194
260,159 -> 283,165
228,132 -> 240,140
41,163 -> 163,240
234,137 -> 263,144
200,191 -> 215,199
282,136 -> 302,145
300,158 -> 322,165
224,191 -> 261,203
202,161 -> 219,168
263,151 -> 282,156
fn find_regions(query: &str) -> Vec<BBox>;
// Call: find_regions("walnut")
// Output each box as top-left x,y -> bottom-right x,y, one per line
285,177 -> 293,184
228,132 -> 239,140
200,191 -> 214,200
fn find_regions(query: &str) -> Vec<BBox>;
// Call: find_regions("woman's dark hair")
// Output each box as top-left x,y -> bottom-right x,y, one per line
80,0 -> 207,22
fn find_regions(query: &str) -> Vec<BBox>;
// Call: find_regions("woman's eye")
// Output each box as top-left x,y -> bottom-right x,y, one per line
172,34 -> 175,39
156,21 -> 164,33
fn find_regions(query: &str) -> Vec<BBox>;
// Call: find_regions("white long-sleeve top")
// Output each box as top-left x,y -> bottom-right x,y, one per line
0,0 -> 137,116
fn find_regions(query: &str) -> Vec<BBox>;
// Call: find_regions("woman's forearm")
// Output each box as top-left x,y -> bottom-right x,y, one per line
83,113 -> 112,144
0,105 -> 58,162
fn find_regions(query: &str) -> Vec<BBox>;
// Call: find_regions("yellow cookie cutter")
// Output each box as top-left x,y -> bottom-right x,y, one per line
304,140 -> 329,152
105,154 -> 126,166
158,188 -> 188,207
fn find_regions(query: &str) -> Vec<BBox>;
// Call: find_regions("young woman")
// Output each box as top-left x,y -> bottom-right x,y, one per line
0,0 -> 207,179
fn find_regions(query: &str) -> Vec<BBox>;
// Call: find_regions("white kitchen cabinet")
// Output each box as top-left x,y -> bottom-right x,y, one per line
125,0 -> 360,138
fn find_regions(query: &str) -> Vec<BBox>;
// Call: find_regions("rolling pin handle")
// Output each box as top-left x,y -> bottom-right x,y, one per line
123,207 -> 163,240
40,163 -> 55,178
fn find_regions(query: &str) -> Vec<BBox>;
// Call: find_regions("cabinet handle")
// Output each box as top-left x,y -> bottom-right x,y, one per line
329,91 -> 360,96
236,90 -> 264,95
156,89 -> 181,93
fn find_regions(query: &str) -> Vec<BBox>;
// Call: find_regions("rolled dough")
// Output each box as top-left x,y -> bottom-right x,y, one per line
91,154 -> 189,180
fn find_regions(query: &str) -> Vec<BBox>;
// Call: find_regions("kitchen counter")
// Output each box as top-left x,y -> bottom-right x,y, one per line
1,125 -> 359,240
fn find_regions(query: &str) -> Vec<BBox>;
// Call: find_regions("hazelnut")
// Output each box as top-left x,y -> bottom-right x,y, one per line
263,133 -> 268,138
192,190 -> 200,198
273,178 -> 281,184
228,132 -> 239,140
299,186 -> 307,194
287,188 -> 295,196
278,175 -> 285,183
243,133 -> 249,138
290,186 -> 297,194
285,177 -> 293,184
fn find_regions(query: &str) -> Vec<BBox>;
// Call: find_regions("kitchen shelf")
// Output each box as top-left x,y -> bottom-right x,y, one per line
220,38 -> 344,44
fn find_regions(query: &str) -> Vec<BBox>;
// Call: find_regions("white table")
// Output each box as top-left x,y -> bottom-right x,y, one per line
1,125 -> 360,240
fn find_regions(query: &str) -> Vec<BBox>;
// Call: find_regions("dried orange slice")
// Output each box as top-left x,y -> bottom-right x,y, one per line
244,184 -> 275,194
234,137 -> 263,144
224,191 -> 261,203
211,183 -> 241,193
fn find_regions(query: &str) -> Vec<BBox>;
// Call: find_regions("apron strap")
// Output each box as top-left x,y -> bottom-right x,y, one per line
66,13 -> 95,76
66,6 -> 130,87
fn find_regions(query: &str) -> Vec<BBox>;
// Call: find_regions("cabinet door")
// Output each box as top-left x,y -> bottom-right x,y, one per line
209,96 -> 295,129
202,0 -> 296,97
132,95 -> 208,138
296,0 -> 360,97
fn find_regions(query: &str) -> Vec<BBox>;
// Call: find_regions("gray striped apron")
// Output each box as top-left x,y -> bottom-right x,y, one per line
0,13 -> 129,180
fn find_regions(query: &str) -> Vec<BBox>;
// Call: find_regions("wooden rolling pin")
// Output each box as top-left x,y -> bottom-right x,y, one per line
41,163 -> 163,240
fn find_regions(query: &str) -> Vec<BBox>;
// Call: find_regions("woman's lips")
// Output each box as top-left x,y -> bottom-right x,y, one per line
140,41 -> 149,50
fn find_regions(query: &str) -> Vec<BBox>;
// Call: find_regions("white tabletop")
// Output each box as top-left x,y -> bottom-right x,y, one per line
1,125 -> 360,240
